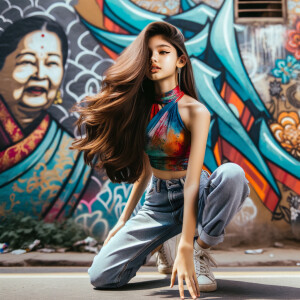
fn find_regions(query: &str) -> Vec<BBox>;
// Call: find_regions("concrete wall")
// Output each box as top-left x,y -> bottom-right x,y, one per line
0,0 -> 299,244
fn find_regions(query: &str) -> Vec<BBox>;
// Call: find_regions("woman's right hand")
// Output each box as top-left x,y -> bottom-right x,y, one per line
103,219 -> 126,246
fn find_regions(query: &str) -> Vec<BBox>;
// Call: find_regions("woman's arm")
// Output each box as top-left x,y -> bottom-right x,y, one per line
180,106 -> 210,246
119,151 -> 153,223
170,105 -> 211,299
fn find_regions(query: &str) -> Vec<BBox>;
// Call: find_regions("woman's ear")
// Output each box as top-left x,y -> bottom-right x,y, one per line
177,54 -> 187,68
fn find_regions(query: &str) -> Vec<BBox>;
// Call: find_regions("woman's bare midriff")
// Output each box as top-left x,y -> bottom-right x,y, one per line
151,166 -> 187,180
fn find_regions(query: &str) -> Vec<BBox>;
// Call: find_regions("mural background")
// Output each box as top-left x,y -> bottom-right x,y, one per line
0,0 -> 299,245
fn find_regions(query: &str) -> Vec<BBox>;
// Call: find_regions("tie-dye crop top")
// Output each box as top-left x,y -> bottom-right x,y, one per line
144,85 -> 191,171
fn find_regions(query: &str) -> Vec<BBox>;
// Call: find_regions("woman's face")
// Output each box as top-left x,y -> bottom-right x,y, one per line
0,30 -> 64,128
145,34 -> 184,84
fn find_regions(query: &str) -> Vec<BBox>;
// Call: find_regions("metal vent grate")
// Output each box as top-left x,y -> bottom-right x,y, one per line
235,0 -> 287,23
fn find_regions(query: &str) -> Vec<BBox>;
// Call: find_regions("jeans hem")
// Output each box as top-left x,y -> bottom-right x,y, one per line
197,225 -> 224,247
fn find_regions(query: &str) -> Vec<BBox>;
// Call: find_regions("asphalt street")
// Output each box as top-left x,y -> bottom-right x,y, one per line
1,266 -> 300,299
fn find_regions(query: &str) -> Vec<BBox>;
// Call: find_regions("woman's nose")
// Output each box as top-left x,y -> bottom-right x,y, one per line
151,55 -> 158,63
36,61 -> 47,79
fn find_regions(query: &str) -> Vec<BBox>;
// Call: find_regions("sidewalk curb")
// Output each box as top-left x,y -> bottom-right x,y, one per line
0,248 -> 299,268
0,252 -> 94,267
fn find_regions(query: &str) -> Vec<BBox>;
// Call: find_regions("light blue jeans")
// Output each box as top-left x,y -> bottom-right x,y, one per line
88,162 -> 250,288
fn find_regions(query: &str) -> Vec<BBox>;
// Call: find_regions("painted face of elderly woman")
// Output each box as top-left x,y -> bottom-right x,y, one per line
0,17 -> 67,130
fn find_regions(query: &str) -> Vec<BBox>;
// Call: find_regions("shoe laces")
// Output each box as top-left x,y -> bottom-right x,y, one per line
157,245 -> 171,267
194,248 -> 217,276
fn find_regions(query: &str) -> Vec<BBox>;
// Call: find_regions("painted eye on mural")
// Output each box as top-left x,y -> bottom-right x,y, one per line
16,60 -> 36,66
46,61 -> 60,66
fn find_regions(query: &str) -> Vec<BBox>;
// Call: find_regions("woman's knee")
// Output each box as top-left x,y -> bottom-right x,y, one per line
210,163 -> 249,203
222,162 -> 244,176
218,163 -> 247,185
88,263 -> 110,288
88,250 -> 120,288
221,163 -> 250,203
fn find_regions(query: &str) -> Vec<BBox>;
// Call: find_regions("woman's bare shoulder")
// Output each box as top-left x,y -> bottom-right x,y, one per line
181,94 -> 207,110
179,94 -> 209,131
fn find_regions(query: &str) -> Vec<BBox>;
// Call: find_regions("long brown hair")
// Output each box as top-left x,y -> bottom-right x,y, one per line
70,21 -> 198,183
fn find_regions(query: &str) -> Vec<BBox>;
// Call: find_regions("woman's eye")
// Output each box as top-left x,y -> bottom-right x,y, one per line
47,62 -> 59,66
16,61 -> 35,66
160,51 -> 169,54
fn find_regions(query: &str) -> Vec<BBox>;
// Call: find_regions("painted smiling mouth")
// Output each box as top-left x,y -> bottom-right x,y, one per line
25,86 -> 47,95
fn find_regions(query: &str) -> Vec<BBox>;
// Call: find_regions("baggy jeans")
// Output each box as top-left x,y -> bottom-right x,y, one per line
88,162 -> 250,288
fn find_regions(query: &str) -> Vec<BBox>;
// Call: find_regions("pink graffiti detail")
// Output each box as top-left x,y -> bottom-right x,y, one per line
286,19 -> 300,60
78,196 -> 99,214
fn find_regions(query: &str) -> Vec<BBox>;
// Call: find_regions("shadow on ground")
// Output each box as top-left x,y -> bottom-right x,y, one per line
96,278 -> 300,299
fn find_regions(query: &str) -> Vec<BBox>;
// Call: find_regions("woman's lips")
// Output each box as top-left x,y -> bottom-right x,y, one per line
25,86 -> 47,96
150,67 -> 161,73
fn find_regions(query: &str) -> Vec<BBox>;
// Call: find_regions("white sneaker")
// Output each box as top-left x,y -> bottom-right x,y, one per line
156,234 -> 181,274
193,239 -> 218,292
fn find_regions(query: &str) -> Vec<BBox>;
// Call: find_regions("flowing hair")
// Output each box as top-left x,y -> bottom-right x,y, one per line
70,21 -> 198,183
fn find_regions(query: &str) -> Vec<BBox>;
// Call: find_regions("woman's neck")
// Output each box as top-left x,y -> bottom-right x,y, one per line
153,80 -> 179,95
155,85 -> 183,105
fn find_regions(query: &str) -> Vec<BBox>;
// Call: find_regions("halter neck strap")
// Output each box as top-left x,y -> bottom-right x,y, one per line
154,85 -> 184,104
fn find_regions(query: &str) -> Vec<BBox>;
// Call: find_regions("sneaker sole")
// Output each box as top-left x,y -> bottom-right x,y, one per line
157,266 -> 173,274
199,283 -> 217,292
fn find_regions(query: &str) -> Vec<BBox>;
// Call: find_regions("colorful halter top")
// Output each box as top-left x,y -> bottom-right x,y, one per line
144,85 -> 191,171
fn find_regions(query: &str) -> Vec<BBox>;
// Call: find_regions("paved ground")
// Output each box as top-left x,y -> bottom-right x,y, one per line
1,245 -> 300,299
0,266 -> 300,299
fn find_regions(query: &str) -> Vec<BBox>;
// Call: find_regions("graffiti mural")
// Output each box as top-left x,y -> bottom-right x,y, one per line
0,14 -> 94,222
0,0 -> 299,243
131,0 -> 180,15
0,1 -> 139,236
288,0 -> 300,24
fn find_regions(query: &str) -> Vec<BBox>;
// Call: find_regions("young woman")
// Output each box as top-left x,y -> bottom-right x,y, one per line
71,21 -> 250,299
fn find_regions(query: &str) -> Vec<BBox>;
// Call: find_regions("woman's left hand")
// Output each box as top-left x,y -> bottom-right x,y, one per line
170,244 -> 200,299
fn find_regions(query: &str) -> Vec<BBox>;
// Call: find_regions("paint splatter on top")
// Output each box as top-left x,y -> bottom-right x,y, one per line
145,85 -> 191,171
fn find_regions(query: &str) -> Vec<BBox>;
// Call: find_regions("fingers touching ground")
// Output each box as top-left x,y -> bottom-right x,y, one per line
193,272 -> 200,297
170,268 -> 177,288
185,276 -> 198,299
170,271 -> 200,299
